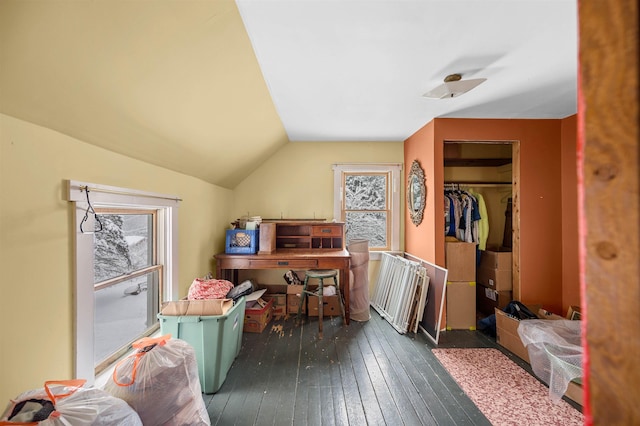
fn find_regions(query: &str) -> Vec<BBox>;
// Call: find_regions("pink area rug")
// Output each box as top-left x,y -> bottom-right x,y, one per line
432,348 -> 583,426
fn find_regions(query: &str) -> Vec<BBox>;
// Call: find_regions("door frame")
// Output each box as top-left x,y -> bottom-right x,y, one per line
442,139 -> 521,299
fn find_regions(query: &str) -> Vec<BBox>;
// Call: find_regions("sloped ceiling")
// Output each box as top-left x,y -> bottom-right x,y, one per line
0,0 -> 577,188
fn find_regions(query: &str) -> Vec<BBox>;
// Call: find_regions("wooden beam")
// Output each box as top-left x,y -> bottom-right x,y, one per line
580,0 -> 640,424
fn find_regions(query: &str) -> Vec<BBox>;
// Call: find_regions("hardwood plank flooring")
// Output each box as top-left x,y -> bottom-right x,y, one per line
202,309 -> 567,425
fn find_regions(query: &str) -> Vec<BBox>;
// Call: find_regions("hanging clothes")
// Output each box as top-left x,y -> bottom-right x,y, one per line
468,189 -> 489,250
444,189 -> 482,244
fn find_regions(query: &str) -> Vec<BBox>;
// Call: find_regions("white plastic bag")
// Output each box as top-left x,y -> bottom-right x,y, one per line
0,379 -> 142,425
518,319 -> 583,402
103,334 -> 210,425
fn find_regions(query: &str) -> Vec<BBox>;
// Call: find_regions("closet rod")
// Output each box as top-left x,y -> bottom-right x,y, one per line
444,181 -> 511,187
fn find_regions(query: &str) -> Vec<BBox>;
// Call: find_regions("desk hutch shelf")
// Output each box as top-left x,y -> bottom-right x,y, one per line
259,220 -> 345,253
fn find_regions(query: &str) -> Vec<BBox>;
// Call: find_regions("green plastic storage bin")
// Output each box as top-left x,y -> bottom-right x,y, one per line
158,297 -> 245,394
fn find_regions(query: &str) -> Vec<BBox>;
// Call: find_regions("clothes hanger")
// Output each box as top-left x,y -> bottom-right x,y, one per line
500,193 -> 513,204
79,187 -> 103,234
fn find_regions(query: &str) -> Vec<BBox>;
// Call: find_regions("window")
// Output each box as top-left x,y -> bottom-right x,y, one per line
93,210 -> 160,372
333,163 -> 401,257
67,181 -> 179,384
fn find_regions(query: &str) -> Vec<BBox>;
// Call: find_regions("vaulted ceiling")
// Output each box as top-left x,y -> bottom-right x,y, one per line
0,0 -> 577,188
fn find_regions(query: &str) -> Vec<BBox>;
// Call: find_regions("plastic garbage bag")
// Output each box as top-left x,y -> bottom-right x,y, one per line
103,334 -> 210,425
1,379 -> 142,425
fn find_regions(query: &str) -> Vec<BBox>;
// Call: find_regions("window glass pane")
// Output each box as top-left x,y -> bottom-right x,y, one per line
345,212 -> 387,248
333,164 -> 400,254
345,174 -> 387,210
94,271 -> 158,365
94,214 -> 153,282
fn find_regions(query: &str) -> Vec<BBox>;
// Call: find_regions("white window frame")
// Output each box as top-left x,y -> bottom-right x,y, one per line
66,180 -> 179,384
333,163 -> 402,260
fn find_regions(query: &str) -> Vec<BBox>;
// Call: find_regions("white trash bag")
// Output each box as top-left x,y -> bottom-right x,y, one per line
103,334 -> 210,426
0,379 -> 142,425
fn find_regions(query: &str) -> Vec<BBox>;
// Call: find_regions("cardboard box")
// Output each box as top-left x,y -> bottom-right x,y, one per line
259,284 -> 289,318
262,293 -> 287,317
161,298 -> 233,316
287,294 -> 305,314
565,381 -> 584,406
494,306 -> 538,363
566,305 -> 582,320
494,306 -> 583,406
286,284 -> 304,295
476,283 -> 511,315
307,295 -> 342,317
285,281 -> 318,294
477,266 -> 512,291
445,242 -> 477,281
480,249 -> 512,270
260,283 -> 288,294
446,281 -> 476,330
538,308 -> 566,321
243,298 -> 273,333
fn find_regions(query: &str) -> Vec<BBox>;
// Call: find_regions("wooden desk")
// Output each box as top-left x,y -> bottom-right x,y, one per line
214,249 -> 351,324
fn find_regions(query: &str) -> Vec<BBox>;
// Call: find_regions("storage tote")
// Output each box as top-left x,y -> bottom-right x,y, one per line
157,297 -> 245,394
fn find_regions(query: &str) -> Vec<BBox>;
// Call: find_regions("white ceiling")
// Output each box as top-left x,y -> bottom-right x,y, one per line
0,0 -> 578,188
237,0 -> 578,141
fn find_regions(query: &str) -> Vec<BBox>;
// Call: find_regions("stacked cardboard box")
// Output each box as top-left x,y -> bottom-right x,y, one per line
477,248 -> 513,315
307,295 -> 342,317
287,284 -> 305,314
478,248 -> 512,290
446,281 -> 476,330
445,241 -> 477,330
476,284 -> 512,315
259,283 -> 291,318
445,241 -> 477,282
243,299 -> 273,333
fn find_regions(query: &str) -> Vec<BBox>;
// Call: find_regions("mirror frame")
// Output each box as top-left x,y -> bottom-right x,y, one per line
407,159 -> 426,226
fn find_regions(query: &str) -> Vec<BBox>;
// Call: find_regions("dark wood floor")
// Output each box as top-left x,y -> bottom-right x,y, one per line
203,309 -> 573,426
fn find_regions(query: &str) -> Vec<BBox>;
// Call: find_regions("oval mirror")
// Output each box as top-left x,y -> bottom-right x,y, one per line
407,160 -> 426,226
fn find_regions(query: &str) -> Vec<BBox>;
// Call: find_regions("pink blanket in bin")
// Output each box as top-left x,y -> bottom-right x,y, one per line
187,278 -> 234,300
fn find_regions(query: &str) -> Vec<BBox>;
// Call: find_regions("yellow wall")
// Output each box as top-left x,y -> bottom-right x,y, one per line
230,141 -> 404,286
0,116 -> 404,401
0,114 -> 233,402
232,141 -> 404,221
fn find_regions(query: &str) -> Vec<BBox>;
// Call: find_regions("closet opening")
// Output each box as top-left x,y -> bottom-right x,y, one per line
443,140 -> 520,330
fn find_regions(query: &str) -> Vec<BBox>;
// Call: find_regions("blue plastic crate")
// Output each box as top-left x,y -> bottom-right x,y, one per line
225,229 -> 259,254
157,297 -> 245,394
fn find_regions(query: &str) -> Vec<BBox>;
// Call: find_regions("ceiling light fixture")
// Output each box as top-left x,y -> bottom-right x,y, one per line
422,73 -> 487,99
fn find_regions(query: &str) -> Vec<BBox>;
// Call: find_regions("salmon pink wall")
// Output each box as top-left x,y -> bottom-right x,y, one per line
405,117 -> 579,314
561,115 -> 581,312
404,120 -> 439,263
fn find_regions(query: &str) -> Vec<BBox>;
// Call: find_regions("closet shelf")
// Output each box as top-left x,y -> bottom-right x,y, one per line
444,158 -> 512,167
